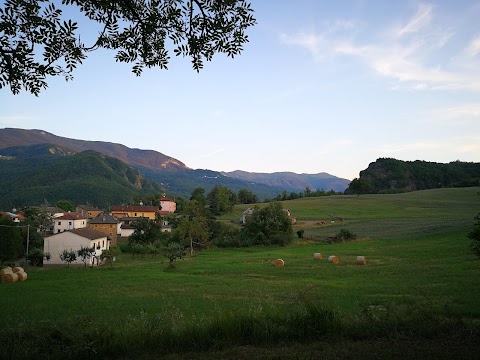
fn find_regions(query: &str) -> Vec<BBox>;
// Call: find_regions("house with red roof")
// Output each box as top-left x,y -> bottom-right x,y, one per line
53,212 -> 88,233
110,205 -> 159,220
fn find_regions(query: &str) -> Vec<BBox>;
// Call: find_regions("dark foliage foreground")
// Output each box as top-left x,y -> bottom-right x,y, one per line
1,299 -> 478,360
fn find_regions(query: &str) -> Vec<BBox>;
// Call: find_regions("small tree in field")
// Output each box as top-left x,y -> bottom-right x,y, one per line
347,178 -> 371,197
100,247 -> 121,267
468,213 -> 480,257
27,248 -> 51,267
59,249 -> 77,267
77,246 -> 95,268
163,243 -> 187,267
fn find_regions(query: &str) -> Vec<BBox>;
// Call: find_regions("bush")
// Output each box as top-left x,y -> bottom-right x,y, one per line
118,242 -> 131,253
336,229 -> 357,241
468,213 -> 480,257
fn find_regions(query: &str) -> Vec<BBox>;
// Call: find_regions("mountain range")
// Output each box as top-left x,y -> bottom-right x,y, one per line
0,128 -> 351,208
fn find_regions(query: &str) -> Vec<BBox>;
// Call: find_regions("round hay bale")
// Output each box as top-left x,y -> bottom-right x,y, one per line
1,272 -> 19,283
16,271 -> 28,282
274,259 -> 285,267
12,266 -> 24,273
328,255 -> 339,264
0,267 -> 13,277
313,253 -> 323,260
356,256 -> 367,265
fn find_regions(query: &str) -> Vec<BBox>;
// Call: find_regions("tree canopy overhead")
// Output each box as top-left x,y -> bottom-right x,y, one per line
0,0 -> 256,95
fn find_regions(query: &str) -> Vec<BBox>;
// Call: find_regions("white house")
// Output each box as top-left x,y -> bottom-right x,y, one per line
120,224 -> 135,237
53,212 -> 88,233
44,228 -> 109,266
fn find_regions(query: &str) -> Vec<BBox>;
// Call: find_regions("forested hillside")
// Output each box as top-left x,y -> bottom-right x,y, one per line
346,158 -> 480,194
0,144 -> 163,209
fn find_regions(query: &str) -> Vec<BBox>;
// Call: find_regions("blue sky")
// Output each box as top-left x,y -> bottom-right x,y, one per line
1,1 -> 479,180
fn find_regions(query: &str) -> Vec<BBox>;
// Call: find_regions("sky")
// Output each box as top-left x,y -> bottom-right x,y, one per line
1,1 -> 479,181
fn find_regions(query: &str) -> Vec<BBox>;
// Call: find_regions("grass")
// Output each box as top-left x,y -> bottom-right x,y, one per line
0,187 -> 479,359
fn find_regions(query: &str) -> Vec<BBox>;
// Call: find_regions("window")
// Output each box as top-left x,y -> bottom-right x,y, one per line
69,221 -> 72,226
134,213 -> 137,216
58,222 -> 61,225
102,240 -> 105,247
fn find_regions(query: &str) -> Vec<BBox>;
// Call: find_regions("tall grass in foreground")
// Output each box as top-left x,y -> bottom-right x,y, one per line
2,297 -> 477,360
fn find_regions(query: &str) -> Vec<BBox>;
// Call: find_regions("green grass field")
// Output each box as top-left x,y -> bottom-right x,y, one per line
1,188 -> 479,359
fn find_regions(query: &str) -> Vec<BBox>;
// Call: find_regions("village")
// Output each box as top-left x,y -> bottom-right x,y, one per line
2,196 -> 177,267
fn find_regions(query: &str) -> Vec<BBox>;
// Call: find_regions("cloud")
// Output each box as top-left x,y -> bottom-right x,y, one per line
465,35 -> 480,57
428,103 -> 480,125
281,3 -> 480,91
376,136 -> 480,158
199,146 -> 225,159
396,3 -> 433,37
377,142 -> 443,154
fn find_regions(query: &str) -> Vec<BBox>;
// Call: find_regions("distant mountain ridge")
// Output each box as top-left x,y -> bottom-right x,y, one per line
0,128 -> 189,171
223,170 -> 350,193
0,128 -> 351,198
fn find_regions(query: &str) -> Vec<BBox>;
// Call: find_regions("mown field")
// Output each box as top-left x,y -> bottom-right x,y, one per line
1,188 -> 479,359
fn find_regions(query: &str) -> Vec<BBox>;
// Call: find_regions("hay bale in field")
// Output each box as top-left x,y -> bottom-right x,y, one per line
1,272 -> 19,283
313,253 -> 323,260
16,271 -> 28,282
274,259 -> 285,267
328,255 -> 339,264
12,266 -> 24,273
356,256 -> 367,265
0,267 -> 13,277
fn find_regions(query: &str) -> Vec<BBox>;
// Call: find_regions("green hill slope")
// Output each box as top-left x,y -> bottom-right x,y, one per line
0,144 -> 163,209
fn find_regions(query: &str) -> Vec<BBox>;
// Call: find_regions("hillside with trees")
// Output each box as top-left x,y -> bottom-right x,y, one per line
0,144 -> 163,209
0,128 -> 334,199
345,158 -> 480,194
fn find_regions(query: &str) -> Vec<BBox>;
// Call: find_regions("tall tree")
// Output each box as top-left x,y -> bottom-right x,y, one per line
55,199 -> 75,212
190,187 -> 207,208
207,185 -> 236,215
238,188 -> 258,204
0,0 -> 256,95
347,178 -> 371,197
129,217 -> 162,245
241,202 -> 293,247
177,215 -> 209,255
0,217 -> 23,262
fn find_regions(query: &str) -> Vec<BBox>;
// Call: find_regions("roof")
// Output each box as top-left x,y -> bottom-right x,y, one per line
46,227 -> 108,240
111,205 -> 159,212
160,197 -> 175,202
77,205 -> 101,211
57,212 -> 88,220
89,213 -> 119,224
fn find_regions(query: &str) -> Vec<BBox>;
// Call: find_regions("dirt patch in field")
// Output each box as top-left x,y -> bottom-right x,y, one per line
294,220 -> 331,229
